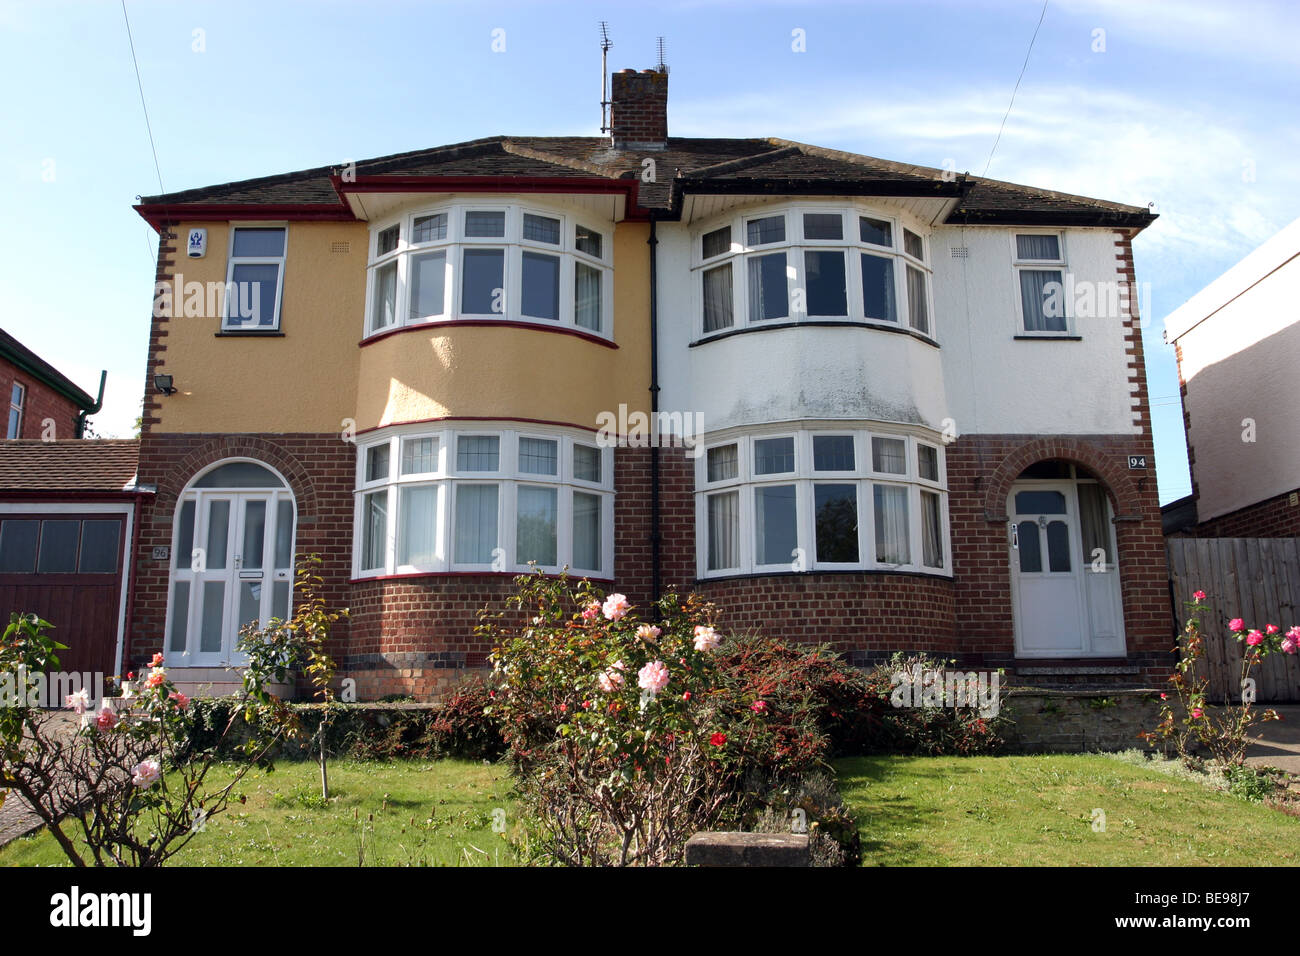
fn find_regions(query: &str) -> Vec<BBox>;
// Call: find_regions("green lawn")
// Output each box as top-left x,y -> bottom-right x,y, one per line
836,753 -> 1300,866
0,758 -> 517,867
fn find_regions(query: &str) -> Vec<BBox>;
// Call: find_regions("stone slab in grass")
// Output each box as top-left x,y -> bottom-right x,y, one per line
685,831 -> 809,867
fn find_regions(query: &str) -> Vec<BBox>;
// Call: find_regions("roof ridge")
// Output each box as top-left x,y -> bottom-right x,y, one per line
677,144 -> 804,179
500,141 -> 624,179
764,138 -> 945,181
357,136 -> 511,174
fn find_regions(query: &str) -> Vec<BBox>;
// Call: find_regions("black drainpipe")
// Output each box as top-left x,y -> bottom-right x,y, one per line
648,213 -> 662,605
76,370 -> 107,438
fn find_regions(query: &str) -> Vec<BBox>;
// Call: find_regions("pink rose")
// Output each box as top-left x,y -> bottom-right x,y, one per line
693,625 -> 721,653
1228,618 -> 1245,632
151,653 -> 165,667
1192,590 -> 1206,601
581,601 -> 601,621
96,705 -> 118,731
168,691 -> 189,710
1191,708 -> 1204,719
598,660 -> 626,693
132,759 -> 162,788
751,700 -> 768,714
64,689 -> 91,714
638,660 -> 670,694
145,667 -> 167,688
1266,624 -> 1280,634
1159,693 -> 1167,700
1246,630 -> 1264,646
1282,627 -> 1300,655
602,593 -> 631,621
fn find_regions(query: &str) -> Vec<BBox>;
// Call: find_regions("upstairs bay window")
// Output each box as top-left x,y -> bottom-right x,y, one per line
355,426 -> 613,578
365,204 -> 612,339
693,204 -> 934,340
696,427 -> 949,578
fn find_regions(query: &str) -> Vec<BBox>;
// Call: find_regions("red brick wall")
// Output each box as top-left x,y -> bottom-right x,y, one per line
0,360 -> 83,440
610,69 -> 668,148
1177,487 -> 1300,538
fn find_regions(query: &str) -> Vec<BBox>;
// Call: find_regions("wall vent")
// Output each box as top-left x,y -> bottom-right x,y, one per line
330,241 -> 351,254
950,246 -> 969,258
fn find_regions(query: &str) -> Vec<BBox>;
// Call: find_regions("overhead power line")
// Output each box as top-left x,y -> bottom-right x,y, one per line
982,0 -> 1050,178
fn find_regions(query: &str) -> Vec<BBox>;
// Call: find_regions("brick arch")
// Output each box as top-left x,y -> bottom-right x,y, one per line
982,438 -> 1142,519
156,436 -> 320,518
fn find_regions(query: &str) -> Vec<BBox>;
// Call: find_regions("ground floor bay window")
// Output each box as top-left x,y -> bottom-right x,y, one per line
164,460 -> 297,667
354,425 -> 613,578
696,425 -> 949,577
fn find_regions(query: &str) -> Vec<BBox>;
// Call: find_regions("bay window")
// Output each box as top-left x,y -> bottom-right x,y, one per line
696,427 -> 949,577
692,204 -> 934,340
364,203 -> 612,338
355,426 -> 613,578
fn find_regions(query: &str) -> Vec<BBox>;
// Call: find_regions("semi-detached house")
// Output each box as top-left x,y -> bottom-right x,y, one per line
128,68 -> 1170,699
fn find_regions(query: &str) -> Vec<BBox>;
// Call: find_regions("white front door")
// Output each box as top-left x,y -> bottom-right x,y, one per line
1008,478 -> 1125,657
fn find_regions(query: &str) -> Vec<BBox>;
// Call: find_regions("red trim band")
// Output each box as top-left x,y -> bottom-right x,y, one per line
350,570 -> 614,585
359,318 -> 617,350
354,415 -> 604,437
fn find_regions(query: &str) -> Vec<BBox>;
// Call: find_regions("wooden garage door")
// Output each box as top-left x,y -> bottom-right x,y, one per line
0,513 -> 125,680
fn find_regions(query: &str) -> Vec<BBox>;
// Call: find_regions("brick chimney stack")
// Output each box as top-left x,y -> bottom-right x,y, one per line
609,68 -> 668,151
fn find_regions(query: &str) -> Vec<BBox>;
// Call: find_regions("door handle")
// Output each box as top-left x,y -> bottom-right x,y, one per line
1010,523 -> 1018,549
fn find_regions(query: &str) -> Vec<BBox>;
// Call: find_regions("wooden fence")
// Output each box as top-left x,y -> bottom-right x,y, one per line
1166,537 -> 1300,703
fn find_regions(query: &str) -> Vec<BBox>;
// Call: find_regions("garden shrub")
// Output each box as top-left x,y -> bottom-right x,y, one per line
863,652 -> 1012,756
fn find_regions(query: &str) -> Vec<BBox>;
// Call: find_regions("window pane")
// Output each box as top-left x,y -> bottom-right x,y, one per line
1078,483 -> 1110,564
168,581 -> 190,653
747,252 -> 788,321
232,227 -> 285,258
707,444 -> 738,482
873,484 -> 910,565
921,490 -> 944,568
574,444 -> 602,483
707,491 -> 739,570
275,500 -> 294,569
0,519 -> 38,572
462,249 -> 505,314
1017,521 -> 1041,573
1017,234 -> 1060,260
804,250 -> 847,316
376,225 -> 399,256
573,491 -> 601,570
1014,490 -> 1066,514
575,262 -> 602,331
746,216 -> 785,246
815,484 -> 858,562
754,437 -> 795,475
7,408 -> 19,439
237,581 -> 261,633
241,501 -> 265,571
519,437 -> 558,475
575,225 -> 603,259
465,210 -> 505,237
1020,269 -> 1066,332
229,263 -> 280,327
409,251 -> 447,319
401,437 -> 438,475
454,485 -> 498,564
803,213 -> 843,240
906,265 -> 929,334
703,263 -> 734,332
272,581 -> 290,622
1047,520 -> 1071,572
861,253 -> 897,321
813,435 -> 855,471
859,216 -> 892,247
79,518 -> 118,573
702,226 -> 732,259
523,213 -> 560,244
903,229 -> 924,261
871,437 -> 906,474
174,501 -> 195,568
10,384 -> 21,406
372,261 -> 397,330
398,485 -> 438,566
412,213 -> 447,243
194,462 -> 285,488
457,436 -> 499,471
521,251 -> 560,320
366,444 -> 391,482
755,485 -> 797,566
199,581 -> 225,653
205,500 -> 230,571
918,444 -> 939,482
516,486 -> 558,566
361,491 -> 387,570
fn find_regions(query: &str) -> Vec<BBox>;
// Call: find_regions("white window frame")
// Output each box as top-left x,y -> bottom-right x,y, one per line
363,201 -> 613,340
1012,230 -> 1072,337
223,224 -> 288,331
691,202 -> 935,343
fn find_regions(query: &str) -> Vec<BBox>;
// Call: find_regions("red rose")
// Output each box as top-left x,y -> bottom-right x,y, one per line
709,732 -> 727,747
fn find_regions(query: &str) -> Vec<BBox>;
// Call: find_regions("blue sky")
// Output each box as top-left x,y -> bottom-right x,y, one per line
2,0 -> 1297,504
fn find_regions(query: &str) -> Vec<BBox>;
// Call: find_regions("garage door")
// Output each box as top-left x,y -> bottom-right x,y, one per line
0,513 -> 126,680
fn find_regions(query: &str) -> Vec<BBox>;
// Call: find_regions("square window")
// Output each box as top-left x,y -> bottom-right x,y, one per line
0,518 -> 38,572
519,437 -> 558,475
747,252 -> 789,322
229,263 -> 281,327
457,435 -> 499,472
376,225 -> 400,256
918,444 -> 939,482
36,520 -> 79,573
1020,269 -> 1067,332
754,437 -> 795,475
516,485 -> 557,566
804,250 -> 847,316
1016,234 -> 1061,261
573,444 -> 602,483
703,263 -> 734,332
398,485 -> 438,567
523,213 -> 561,244
454,484 -> 498,564
803,213 -> 843,240
707,444 -> 739,482
409,251 -> 446,319
746,216 -> 785,246
462,248 -> 504,314
813,435 -> 855,471
521,251 -> 560,320
366,443 -> 391,482
861,253 -> 897,322
755,485 -> 797,565
79,520 -> 120,573
903,229 -> 924,262
465,210 -> 505,237
233,228 -> 286,258
412,214 -> 447,243
575,225 -> 603,259
871,437 -> 906,475
401,437 -> 438,475
815,484 -> 858,562
859,216 -> 892,247
702,226 -> 732,260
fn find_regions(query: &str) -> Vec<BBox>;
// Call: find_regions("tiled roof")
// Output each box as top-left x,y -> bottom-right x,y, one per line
0,440 -> 140,493
0,328 -> 97,410
137,135 -> 1155,228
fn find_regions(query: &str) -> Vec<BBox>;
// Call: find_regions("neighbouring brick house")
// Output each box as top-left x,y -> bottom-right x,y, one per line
0,328 -> 102,441
1163,216 -> 1300,538
127,67 -> 1168,699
